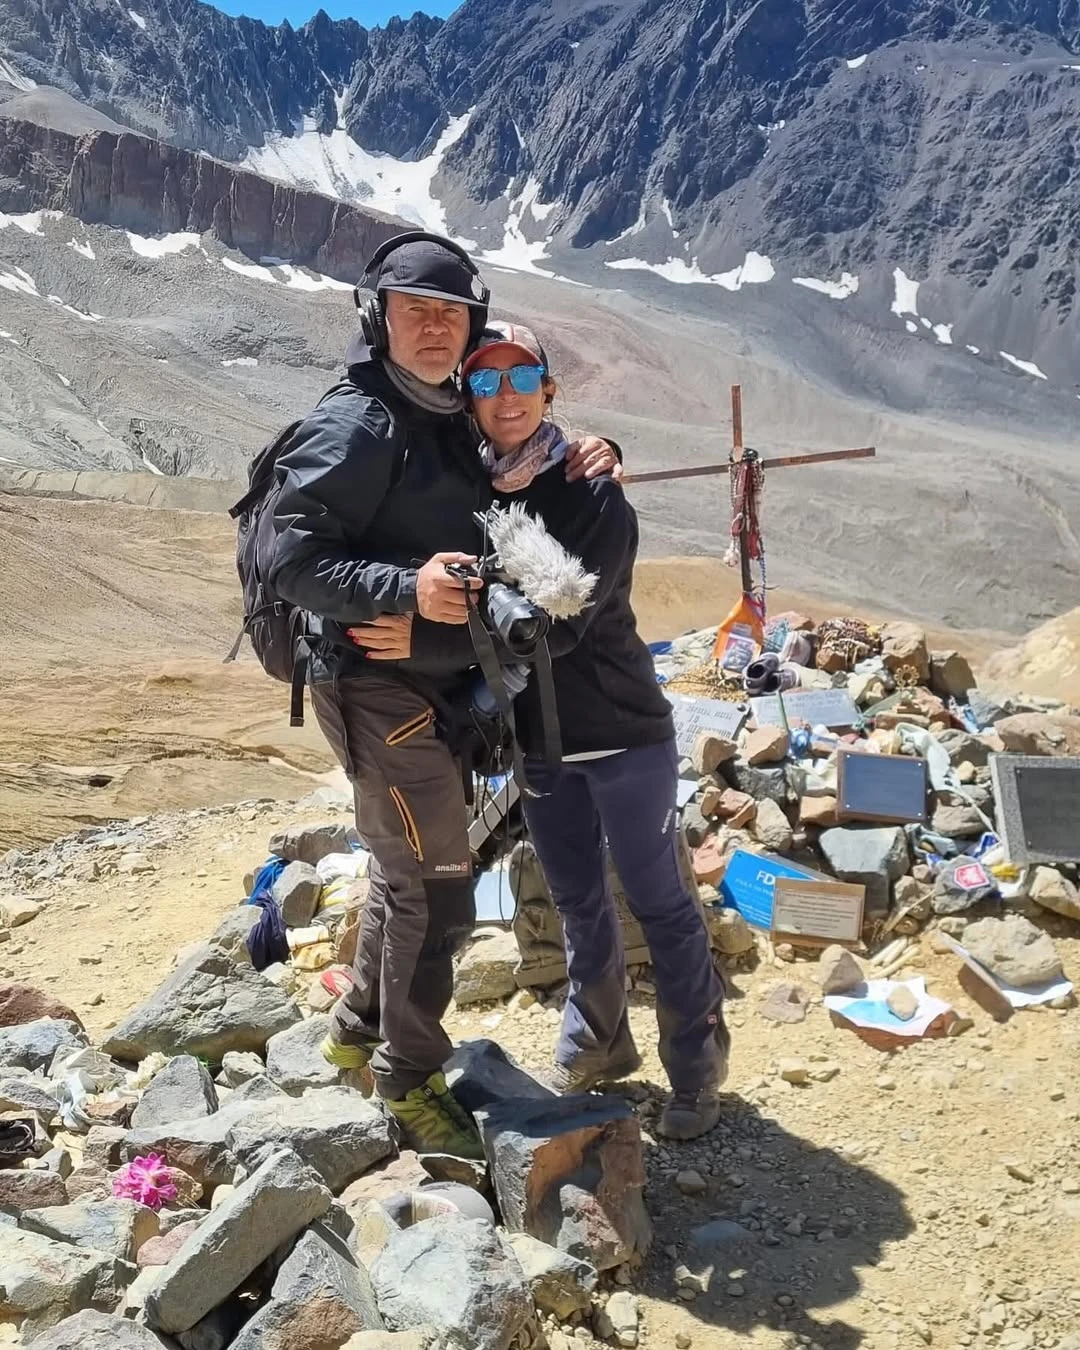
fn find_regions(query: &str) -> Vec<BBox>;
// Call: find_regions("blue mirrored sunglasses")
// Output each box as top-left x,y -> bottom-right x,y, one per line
466,364 -> 546,399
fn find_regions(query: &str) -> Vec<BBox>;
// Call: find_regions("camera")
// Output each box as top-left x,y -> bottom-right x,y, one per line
445,511 -> 553,658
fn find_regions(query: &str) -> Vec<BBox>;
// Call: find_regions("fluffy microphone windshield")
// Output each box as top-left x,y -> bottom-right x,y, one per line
486,503 -> 597,619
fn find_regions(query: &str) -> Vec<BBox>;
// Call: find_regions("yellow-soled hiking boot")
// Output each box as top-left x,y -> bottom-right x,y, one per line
385,1072 -> 485,1159
320,1034 -> 375,1097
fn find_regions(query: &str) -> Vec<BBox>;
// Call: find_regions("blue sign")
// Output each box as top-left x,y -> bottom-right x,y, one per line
719,849 -> 829,930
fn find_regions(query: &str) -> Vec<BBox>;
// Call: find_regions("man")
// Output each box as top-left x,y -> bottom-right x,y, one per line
269,232 -> 617,1156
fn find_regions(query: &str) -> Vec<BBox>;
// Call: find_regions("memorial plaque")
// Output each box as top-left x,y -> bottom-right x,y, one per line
665,691 -> 748,756
719,849 -> 835,930
837,749 -> 929,825
990,753 -> 1080,865
751,687 -> 860,730
771,878 -> 865,947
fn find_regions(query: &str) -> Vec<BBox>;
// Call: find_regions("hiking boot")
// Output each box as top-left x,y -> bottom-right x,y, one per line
385,1072 -> 485,1159
549,1048 -> 643,1095
658,1087 -> 723,1141
320,1033 -> 375,1097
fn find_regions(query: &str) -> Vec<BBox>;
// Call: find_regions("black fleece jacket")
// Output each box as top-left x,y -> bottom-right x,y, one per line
496,469 -> 674,758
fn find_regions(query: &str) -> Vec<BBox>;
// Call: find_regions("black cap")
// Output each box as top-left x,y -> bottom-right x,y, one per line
373,239 -> 488,307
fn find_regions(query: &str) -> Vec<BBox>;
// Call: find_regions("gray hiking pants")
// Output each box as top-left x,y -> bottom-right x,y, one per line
310,671 -> 474,1100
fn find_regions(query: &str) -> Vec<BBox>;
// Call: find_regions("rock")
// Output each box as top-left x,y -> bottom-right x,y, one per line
137,1220 -> 202,1268
21,1309 -> 170,1350
850,672 -> 888,707
0,1017 -> 86,1072
0,1226 -> 132,1339
675,1170 -> 707,1196
722,760 -> 790,805
962,916 -> 1065,989
123,1077 -> 287,1188
744,727 -> 789,767
444,1039 -> 554,1116
680,803 -> 712,849
342,1334 -> 439,1350
691,835 -> 729,887
371,1215 -> 531,1350
818,827 -> 910,915
506,1232 -> 597,1319
706,907 -> 755,956
0,897 -> 41,928
272,861 -> 323,929
759,983 -> 809,1024
268,825 -> 358,867
480,1094 -> 650,1271
65,1163 -> 115,1204
118,854 -> 156,875
690,732 -> 737,775
0,1074 -> 60,1123
688,1218 -> 752,1250
931,800 -> 987,839
0,983 -> 84,1030
603,1291 -> 640,1349
230,1223 -> 382,1350
929,651 -> 975,699
932,858 -> 999,915
225,1086 -> 395,1193
799,795 -> 839,828
886,986 -> 919,1021
779,1058 -> 809,1085
20,1199 -> 159,1262
177,1299 -> 251,1350
144,1148 -> 331,1334
817,945 -> 866,995
339,1153 -> 430,1215
1028,867 -> 1080,921
880,623 -> 930,682
130,1056 -> 220,1131
934,729 -> 996,768
207,908 -> 260,966
219,1052 -> 266,1087
265,1015 -> 345,1095
102,952 -> 302,1064
453,930 -> 520,1007
85,1125 -> 132,1168
708,788 -> 756,828
749,798 -> 794,852
968,690 -> 1011,728
997,712 -> 1080,757
0,1168 -> 68,1212
891,875 -> 932,927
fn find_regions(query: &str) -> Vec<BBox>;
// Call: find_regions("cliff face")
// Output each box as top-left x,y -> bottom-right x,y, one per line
0,112 -> 403,282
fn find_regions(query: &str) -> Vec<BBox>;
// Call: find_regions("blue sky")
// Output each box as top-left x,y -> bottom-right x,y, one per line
213,0 -> 458,24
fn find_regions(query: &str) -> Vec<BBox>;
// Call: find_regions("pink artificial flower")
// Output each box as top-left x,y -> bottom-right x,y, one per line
111,1153 -> 179,1211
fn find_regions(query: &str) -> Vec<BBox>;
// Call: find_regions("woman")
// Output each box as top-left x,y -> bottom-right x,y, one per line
459,321 -> 730,1141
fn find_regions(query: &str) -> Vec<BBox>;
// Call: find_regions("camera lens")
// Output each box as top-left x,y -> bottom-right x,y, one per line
486,582 -> 549,656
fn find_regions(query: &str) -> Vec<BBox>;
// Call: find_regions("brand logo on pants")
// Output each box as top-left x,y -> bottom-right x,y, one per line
434,861 -> 471,875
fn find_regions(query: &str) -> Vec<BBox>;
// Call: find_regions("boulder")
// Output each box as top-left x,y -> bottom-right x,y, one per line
225,1087 -> 395,1193
268,825 -> 358,867
339,1153 -> 431,1215
818,827 -> 910,915
0,897 -> 41,928
996,712 -> 1080,758
65,1163 -> 114,1204
707,788 -> 756,828
0,1018 -> 86,1073
480,1094 -> 650,1271
749,799 -> 794,853
207,908 -> 260,966
0,1075 -> 60,1124
265,1015 -> 345,1095
17,1309 -> 170,1350
144,1149 -> 332,1335
932,858 -> 999,915
880,623 -> 930,682
759,983 -> 809,1024
929,651 -> 975,700
706,907 -> 755,956
272,861 -> 323,929
83,1126 -> 127,1169
219,1052 -> 266,1087
341,1333 -> 439,1350
20,1199 -> 159,1263
963,915 -> 1065,989
799,796 -> 839,828
443,1039 -> 554,1116
967,690 -> 1011,728
817,945 -> 866,995
130,1056 -> 219,1131
934,730 -> 996,768
137,1219 -> 202,1268
931,800 -> 987,840
230,1223 -> 383,1350
0,1168 -> 68,1213
0,984 -> 84,1030
743,727 -> 789,767
721,760 -> 791,805
506,1232 -> 597,1319
371,1216 -> 531,1350
0,1226 -> 132,1339
690,732 -> 737,776
1028,867 -> 1080,922
453,930 -> 520,1007
102,952 -> 302,1064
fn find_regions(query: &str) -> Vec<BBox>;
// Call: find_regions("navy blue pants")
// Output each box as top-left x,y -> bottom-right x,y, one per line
522,739 -> 728,1095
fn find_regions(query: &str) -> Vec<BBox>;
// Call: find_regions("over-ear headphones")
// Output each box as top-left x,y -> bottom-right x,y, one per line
353,230 -> 491,358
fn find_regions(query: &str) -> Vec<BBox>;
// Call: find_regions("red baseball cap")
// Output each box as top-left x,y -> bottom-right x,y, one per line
462,321 -> 548,376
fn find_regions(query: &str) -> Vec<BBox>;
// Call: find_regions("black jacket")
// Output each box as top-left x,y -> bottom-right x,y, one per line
496,468 -> 674,758
269,347 -> 495,686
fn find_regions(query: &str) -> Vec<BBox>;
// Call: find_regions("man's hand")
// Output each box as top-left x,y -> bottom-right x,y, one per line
565,435 -> 624,483
348,613 -> 413,661
415,552 -> 482,624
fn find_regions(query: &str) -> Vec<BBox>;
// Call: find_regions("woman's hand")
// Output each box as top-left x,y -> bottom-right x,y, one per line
347,613 -> 414,660
564,435 -> 624,483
